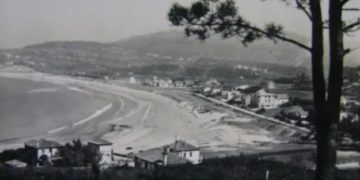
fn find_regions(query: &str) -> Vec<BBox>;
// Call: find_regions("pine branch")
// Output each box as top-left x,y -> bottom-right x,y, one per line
343,18 -> 360,32
343,47 -> 358,57
341,0 -> 350,7
342,8 -> 360,11
190,22 -> 311,52
295,0 -> 313,21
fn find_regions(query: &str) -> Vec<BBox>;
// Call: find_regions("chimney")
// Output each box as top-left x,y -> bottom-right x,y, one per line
175,140 -> 178,150
162,148 -> 168,167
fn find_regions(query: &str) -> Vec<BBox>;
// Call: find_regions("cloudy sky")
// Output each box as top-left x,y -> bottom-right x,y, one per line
0,0 -> 358,48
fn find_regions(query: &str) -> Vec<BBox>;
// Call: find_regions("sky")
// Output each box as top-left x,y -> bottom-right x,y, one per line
0,0 -> 359,48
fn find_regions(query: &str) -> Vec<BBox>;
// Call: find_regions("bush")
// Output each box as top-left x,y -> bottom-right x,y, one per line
0,155 -> 358,180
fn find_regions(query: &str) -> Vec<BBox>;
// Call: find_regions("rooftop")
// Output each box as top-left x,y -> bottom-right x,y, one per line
25,139 -> 62,149
88,138 -> 113,145
135,149 -> 189,165
240,86 -> 263,94
166,140 -> 199,152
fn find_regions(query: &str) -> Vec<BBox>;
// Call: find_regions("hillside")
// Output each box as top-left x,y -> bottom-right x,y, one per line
5,30 -> 356,81
114,30 -> 310,67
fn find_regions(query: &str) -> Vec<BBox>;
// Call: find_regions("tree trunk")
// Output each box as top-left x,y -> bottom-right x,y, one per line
308,1 -> 332,180
314,0 -> 344,180
315,1 -> 345,180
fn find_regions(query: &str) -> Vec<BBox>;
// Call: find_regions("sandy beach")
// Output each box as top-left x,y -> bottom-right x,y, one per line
0,66 -> 294,154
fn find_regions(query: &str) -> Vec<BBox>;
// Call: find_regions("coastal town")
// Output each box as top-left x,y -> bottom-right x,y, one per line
0,66 -> 359,172
0,0 -> 359,179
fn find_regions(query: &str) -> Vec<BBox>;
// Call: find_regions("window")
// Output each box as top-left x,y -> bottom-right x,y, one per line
190,152 -> 192,157
184,152 -> 186,158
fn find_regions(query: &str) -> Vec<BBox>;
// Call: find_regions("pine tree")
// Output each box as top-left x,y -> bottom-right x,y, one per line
168,1 -> 360,179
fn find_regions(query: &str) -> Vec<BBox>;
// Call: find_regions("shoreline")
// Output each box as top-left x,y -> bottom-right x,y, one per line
0,66 -> 309,157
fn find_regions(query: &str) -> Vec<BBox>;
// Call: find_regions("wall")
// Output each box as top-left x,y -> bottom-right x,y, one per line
178,150 -> 201,164
37,148 -> 59,160
99,145 -> 113,164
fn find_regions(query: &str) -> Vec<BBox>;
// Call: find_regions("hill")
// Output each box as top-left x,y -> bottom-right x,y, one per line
114,30 -> 310,67
6,30 -> 359,81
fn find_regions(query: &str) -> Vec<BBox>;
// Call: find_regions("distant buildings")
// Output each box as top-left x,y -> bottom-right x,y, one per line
134,140 -> 202,169
203,83 -> 289,109
143,76 -> 188,88
17,138 -> 204,170
238,86 -> 289,109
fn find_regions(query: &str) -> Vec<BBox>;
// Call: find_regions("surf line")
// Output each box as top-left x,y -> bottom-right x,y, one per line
48,126 -> 67,134
73,103 -> 113,127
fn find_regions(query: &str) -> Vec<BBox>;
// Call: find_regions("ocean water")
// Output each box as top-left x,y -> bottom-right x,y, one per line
0,77 -> 107,141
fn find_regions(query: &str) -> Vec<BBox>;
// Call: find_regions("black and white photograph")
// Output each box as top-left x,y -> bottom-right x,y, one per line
0,0 -> 359,179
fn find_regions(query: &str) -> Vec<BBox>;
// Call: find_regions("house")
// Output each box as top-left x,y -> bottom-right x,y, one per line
239,86 -> 289,109
134,140 -> 202,169
282,106 -> 309,119
134,148 -> 188,170
88,138 -> 114,165
184,80 -> 195,87
211,88 -> 222,96
113,153 -> 135,167
165,140 -> 202,164
24,139 -> 62,166
129,76 -> 137,84
174,80 -> 185,88
205,79 -> 221,88
238,86 -> 263,107
235,85 -> 250,91
158,79 -> 174,88
251,89 -> 289,109
267,81 -> 276,90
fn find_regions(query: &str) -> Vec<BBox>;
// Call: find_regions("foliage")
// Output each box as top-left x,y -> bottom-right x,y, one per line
339,116 -> 360,141
168,1 -> 360,179
57,139 -> 100,168
169,0 -> 284,45
0,155 -> 359,180
0,148 -> 35,166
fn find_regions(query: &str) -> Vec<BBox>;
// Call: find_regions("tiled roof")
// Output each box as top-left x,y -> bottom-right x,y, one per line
241,86 -> 263,94
135,149 -> 189,165
166,140 -> 199,152
25,139 -> 62,149
88,138 -> 112,145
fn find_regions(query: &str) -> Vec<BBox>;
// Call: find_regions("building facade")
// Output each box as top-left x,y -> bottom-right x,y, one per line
24,139 -> 62,166
88,139 -> 114,165
134,140 -> 202,169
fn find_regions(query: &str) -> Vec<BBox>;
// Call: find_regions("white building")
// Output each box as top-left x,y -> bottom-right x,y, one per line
239,86 -> 289,109
24,139 -> 62,165
129,76 -> 137,84
251,89 -> 289,109
174,81 -> 185,88
88,139 -> 114,165
134,140 -> 202,169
